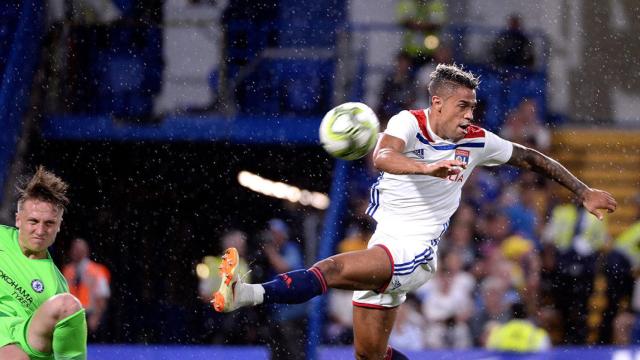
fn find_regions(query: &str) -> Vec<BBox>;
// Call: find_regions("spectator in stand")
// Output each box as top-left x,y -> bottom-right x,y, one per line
326,287 -> 355,345
491,14 -> 535,69
418,252 -> 474,348
470,276 -> 512,346
396,0 -> 447,67
499,234 -> 541,315
500,98 -> 551,152
440,221 -> 477,270
541,195 -> 610,344
198,230 -> 257,344
199,230 -> 251,301
414,45 -> 454,109
486,302 -> 551,352
326,221 -> 373,345
377,51 -> 417,129
476,210 -> 512,257
389,294 -> 426,351
611,193 -> 640,344
498,184 -> 539,244
62,238 -> 111,339
615,193 -> 640,269
261,218 -> 307,360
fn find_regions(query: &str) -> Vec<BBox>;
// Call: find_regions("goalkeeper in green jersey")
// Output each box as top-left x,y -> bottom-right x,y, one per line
0,167 -> 87,360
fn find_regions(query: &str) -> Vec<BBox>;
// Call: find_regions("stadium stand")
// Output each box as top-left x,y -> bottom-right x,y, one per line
2,1 -> 640,359
0,0 -> 44,206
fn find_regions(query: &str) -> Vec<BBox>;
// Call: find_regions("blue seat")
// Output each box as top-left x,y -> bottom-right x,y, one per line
505,70 -> 546,116
467,64 -> 507,132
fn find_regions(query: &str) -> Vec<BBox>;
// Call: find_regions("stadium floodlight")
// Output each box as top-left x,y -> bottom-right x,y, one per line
237,171 -> 330,210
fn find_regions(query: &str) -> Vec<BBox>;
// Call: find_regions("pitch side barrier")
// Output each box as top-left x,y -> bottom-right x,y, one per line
87,345 -> 640,360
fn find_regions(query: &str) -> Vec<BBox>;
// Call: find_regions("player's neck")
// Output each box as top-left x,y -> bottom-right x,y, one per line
19,245 -> 47,259
427,108 -> 449,141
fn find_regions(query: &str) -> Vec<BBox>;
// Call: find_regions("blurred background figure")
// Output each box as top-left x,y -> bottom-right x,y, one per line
197,230 -> 259,344
470,276 -> 512,346
491,14 -> 535,69
541,195 -> 611,344
376,51 -> 417,129
396,0 -> 446,67
414,44 -> 454,109
198,230 -> 251,302
418,252 -> 474,349
500,98 -> 551,152
388,294 -> 426,351
62,237 -> 111,340
485,302 -> 550,352
69,0 -> 122,24
260,218 -> 307,360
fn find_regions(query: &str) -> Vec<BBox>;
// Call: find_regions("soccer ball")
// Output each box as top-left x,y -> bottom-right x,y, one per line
319,102 -> 380,160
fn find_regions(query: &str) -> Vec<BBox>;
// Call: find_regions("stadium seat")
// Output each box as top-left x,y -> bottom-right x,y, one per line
504,69 -> 546,117
0,1 -> 20,76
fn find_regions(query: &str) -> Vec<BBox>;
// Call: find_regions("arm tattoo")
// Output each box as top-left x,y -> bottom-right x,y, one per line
507,143 -> 588,198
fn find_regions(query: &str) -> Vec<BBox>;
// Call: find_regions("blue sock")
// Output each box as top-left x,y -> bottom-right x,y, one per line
386,346 -> 409,360
262,267 -> 327,304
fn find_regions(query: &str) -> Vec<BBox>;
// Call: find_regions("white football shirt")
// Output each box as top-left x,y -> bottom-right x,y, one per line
366,108 -> 513,236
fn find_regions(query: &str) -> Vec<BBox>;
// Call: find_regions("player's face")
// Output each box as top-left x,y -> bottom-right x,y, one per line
15,199 -> 63,257
437,86 -> 477,142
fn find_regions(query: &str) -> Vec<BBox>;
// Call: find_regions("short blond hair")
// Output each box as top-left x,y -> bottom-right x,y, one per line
17,166 -> 69,211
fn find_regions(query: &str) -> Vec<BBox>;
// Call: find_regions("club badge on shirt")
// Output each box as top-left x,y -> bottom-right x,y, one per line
31,279 -> 44,293
454,149 -> 470,165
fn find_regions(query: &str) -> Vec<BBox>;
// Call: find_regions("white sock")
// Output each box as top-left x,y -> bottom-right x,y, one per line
251,284 -> 265,305
236,283 -> 265,307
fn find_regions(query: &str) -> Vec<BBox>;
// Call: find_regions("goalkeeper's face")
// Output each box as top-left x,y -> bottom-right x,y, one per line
15,199 -> 63,257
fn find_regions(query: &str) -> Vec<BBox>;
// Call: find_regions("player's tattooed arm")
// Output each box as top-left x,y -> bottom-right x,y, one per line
507,143 -> 617,219
507,143 -> 588,197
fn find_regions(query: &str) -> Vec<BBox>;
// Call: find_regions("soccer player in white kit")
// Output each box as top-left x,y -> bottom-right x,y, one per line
213,64 -> 618,360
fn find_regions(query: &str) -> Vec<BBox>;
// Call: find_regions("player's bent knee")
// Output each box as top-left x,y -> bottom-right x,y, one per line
46,293 -> 83,321
312,257 -> 343,283
0,344 -> 30,360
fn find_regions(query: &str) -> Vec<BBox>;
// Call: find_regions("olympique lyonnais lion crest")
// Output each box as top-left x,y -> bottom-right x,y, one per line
454,149 -> 470,165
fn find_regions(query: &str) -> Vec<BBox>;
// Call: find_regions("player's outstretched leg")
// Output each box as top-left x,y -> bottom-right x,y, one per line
27,293 -> 87,360
212,246 -> 393,313
212,247 -> 328,312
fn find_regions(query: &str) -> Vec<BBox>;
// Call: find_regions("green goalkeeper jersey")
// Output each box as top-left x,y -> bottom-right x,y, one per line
0,225 -> 68,318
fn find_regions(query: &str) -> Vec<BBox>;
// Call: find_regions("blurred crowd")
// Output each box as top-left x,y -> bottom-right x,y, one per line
38,0 -> 640,353
197,154 -> 640,353
193,1 -> 640,354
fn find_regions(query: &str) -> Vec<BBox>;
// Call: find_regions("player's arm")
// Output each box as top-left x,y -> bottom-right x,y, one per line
507,142 -> 617,219
373,133 -> 465,177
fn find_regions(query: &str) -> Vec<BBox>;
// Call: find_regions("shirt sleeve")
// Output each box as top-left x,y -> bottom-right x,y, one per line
479,129 -> 513,167
384,110 -> 419,150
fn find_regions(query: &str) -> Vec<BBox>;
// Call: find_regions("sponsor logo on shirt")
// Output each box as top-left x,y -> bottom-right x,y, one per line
0,268 -> 34,307
413,149 -> 425,159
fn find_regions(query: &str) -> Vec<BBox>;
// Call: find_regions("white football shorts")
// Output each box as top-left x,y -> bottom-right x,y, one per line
352,222 -> 448,308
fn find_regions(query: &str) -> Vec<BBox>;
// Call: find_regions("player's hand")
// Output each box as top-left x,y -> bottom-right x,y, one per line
424,159 -> 466,178
580,188 -> 617,220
